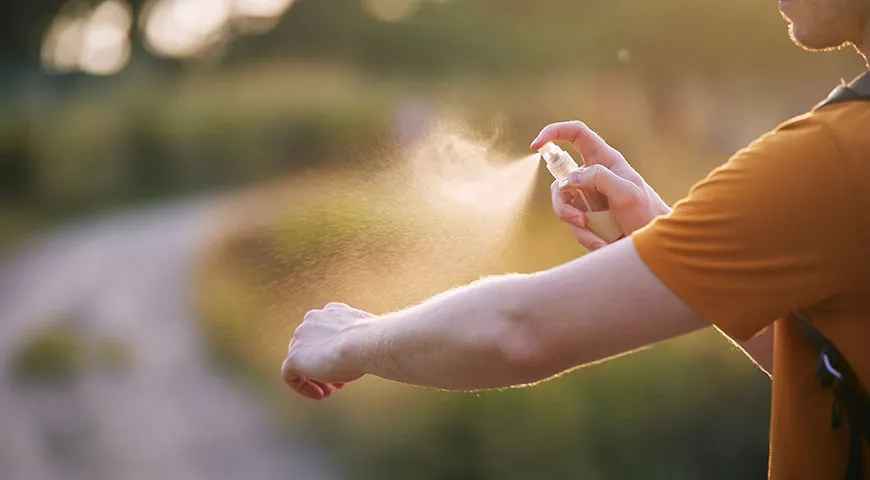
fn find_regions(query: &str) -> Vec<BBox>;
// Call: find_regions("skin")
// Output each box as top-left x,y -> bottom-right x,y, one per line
779,0 -> 870,65
282,1 -> 870,400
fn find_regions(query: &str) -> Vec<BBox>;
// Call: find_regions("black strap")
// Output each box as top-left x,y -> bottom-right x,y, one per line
815,71 -> 870,109
797,315 -> 870,480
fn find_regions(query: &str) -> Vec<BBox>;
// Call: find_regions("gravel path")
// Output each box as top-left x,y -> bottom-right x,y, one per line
0,199 -> 338,480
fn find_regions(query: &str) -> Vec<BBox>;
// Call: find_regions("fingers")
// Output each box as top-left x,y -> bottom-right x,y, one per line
309,380 -> 335,398
567,224 -> 608,252
563,165 -> 642,209
282,355 -> 346,401
281,356 -> 322,400
300,380 -> 326,400
282,372 -> 332,401
550,180 -> 588,228
531,121 -> 618,167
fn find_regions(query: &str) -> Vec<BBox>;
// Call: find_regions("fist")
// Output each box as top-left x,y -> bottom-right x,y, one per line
281,302 -> 373,400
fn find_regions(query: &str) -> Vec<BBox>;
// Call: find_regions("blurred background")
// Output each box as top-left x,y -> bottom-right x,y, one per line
0,1 -> 866,479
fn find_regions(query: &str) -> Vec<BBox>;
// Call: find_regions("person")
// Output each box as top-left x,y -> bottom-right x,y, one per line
281,0 -> 870,478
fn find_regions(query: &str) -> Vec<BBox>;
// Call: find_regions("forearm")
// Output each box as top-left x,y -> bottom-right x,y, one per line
341,239 -> 709,391
341,275 -> 535,390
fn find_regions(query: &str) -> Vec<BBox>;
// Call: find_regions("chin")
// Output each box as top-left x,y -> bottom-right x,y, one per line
788,23 -> 850,51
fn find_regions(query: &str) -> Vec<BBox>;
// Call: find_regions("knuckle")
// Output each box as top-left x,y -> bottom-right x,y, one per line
567,170 -> 584,183
283,350 -> 297,372
615,184 -> 644,207
587,164 -> 606,175
292,324 -> 305,338
627,186 -> 644,204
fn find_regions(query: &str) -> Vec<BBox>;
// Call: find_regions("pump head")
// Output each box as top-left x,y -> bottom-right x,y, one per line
538,142 -> 579,183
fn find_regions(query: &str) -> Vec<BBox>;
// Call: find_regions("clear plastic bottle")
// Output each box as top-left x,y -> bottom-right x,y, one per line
538,142 -> 624,243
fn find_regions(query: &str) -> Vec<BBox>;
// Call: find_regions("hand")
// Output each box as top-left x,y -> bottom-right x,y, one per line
531,121 -> 671,251
281,302 -> 371,400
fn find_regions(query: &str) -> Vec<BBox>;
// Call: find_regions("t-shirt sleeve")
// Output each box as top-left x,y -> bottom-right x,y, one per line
632,116 -> 861,342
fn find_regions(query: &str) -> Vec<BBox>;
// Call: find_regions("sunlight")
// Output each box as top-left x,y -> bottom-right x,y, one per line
41,14 -> 86,74
230,0 -> 294,34
79,0 -> 132,75
363,0 -> 422,23
41,0 -> 131,76
231,0 -> 294,18
141,0 -> 294,58
141,0 -> 231,58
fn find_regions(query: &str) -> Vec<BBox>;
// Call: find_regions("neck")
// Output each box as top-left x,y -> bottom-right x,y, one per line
862,22 -> 870,69
861,39 -> 869,69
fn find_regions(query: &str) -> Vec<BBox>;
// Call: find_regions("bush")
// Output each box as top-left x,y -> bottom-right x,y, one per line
11,324 -> 86,384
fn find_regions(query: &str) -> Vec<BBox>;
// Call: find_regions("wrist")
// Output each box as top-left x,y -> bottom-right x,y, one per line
337,316 -> 382,378
653,196 -> 672,217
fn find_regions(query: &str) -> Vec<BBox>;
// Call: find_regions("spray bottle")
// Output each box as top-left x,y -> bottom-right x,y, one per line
538,142 -> 624,243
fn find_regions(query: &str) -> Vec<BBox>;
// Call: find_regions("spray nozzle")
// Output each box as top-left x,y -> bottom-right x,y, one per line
537,142 -> 564,165
537,142 -> 579,182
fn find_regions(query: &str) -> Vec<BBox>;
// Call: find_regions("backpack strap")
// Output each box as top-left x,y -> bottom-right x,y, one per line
815,71 -> 870,109
797,315 -> 870,480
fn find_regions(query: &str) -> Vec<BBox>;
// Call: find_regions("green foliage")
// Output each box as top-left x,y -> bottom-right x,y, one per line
10,322 -> 135,383
11,324 -> 86,383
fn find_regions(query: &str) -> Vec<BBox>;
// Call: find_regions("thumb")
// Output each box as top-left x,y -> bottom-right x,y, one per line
564,165 -> 642,208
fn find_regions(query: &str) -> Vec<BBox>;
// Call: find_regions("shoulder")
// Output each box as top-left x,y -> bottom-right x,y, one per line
712,110 -> 846,185
744,111 -> 840,157
809,102 -> 870,160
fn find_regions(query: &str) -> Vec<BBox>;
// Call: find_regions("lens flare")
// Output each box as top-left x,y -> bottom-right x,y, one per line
41,0 -> 132,76
141,0 -> 232,58
231,0 -> 294,18
363,0 -> 422,23
79,0 -> 132,75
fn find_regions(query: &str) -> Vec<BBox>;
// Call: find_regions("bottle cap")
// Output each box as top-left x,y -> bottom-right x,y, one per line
538,142 -> 579,182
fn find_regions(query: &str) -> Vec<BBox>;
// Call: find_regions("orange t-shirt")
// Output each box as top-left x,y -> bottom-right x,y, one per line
633,93 -> 870,478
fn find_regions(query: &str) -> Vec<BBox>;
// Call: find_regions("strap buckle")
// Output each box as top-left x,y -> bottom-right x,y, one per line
817,350 -> 846,390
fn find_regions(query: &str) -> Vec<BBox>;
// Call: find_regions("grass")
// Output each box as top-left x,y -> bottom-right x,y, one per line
11,323 -> 87,384
10,319 -> 134,384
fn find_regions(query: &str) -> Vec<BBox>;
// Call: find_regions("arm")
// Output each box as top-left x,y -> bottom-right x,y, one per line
284,238 -> 710,394
533,121 -> 773,377
734,328 -> 774,377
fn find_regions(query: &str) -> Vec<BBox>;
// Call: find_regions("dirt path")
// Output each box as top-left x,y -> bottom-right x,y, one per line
0,199 -> 339,480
